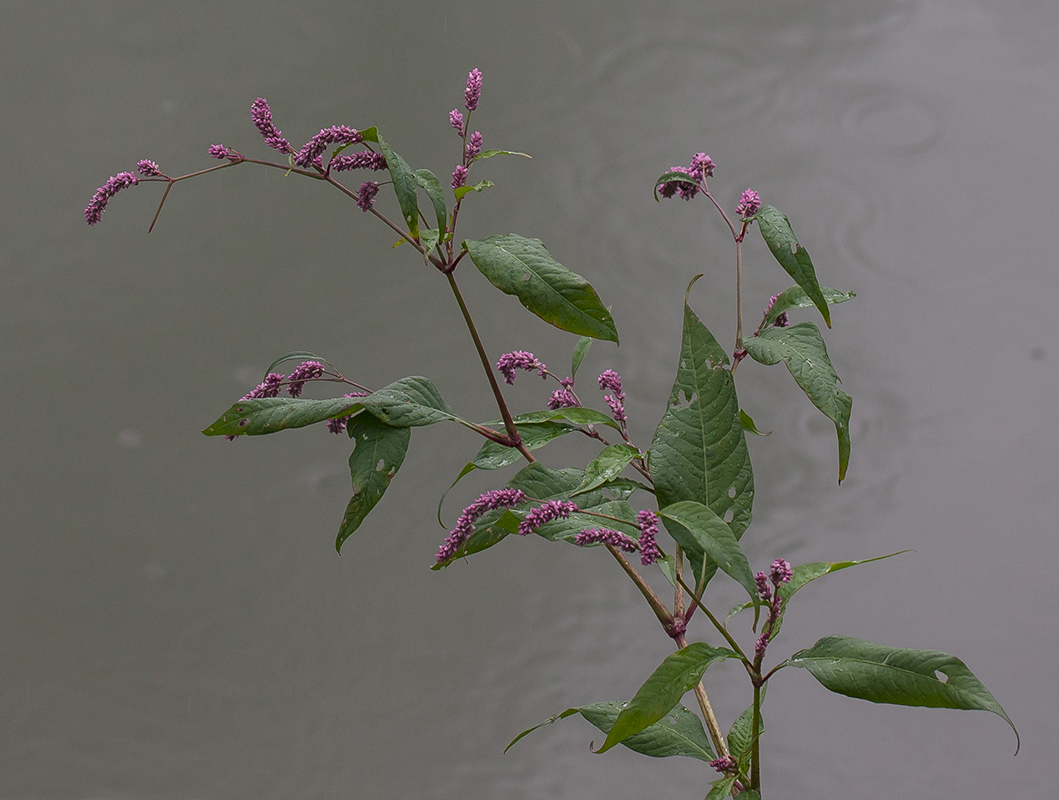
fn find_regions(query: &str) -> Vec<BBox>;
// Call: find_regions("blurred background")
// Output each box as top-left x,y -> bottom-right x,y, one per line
3,0 -> 1056,797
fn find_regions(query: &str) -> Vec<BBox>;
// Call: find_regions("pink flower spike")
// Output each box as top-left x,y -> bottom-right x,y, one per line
464,68 -> 483,111
496,351 -> 547,384
436,488 -> 528,563
518,500 -> 578,536
84,171 -> 138,225
574,528 -> 639,552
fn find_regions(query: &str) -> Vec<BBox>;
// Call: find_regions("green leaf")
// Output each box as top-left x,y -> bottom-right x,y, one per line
335,414 -> 411,552
202,397 -> 362,437
261,350 -> 332,379
755,205 -> 830,327
436,461 -> 478,527
506,406 -> 622,431
454,179 -> 494,201
419,227 -> 440,254
464,234 -> 619,343
788,635 -> 1019,751
413,169 -> 447,236
595,642 -> 739,754
658,501 -> 757,600
742,323 -> 852,482
739,408 -> 770,436
704,775 -> 739,800
473,149 -> 531,162
763,285 -> 855,328
571,336 -> 592,378
533,499 -> 639,543
726,692 -> 765,770
359,376 -> 454,427
648,289 -> 754,548
652,170 -> 700,201
373,133 -> 419,238
470,421 -> 576,470
572,444 -> 641,496
579,702 -> 715,761
505,708 -> 581,752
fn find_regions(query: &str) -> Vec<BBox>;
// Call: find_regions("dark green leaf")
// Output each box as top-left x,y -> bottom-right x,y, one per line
755,205 -> 830,327
652,170 -> 701,201
359,376 -> 454,427
704,775 -> 739,800
571,336 -> 592,378
533,500 -> 639,543
413,169 -> 447,236
739,408 -> 770,436
473,149 -> 531,162
465,234 -> 619,342
436,461 -> 478,527
454,179 -> 494,201
788,635 -> 1018,751
763,285 -> 855,328
742,323 -> 852,482
202,397 -> 362,437
726,694 -> 764,769
572,444 -> 641,496
505,708 -> 581,752
578,702 -> 715,761
659,501 -> 757,600
470,421 -> 576,470
335,415 -> 411,551
595,643 -> 739,753
374,133 -> 419,238
648,289 -> 754,550
506,406 -> 622,431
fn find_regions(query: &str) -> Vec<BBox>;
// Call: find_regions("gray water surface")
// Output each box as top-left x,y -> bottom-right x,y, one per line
3,1 -> 1057,797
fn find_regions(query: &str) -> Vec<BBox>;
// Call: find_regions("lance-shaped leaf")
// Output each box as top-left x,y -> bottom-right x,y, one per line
659,501 -> 757,600
788,635 -> 1019,751
454,179 -> 494,201
413,169 -> 447,236
366,131 -> 419,238
652,170 -> 701,200
472,148 -> 531,162
571,336 -> 592,378
648,290 -> 754,542
261,350 -> 333,378
726,702 -> 764,768
755,205 -> 830,327
504,406 -> 622,431
742,322 -> 852,482
335,414 -> 411,552
762,285 -> 855,328
595,642 -> 739,754
572,444 -> 641,496
739,408 -> 770,436
359,376 -> 454,427
704,776 -> 740,800
202,397 -> 362,437
464,234 -> 619,342
470,421 -> 576,470
504,702 -> 715,761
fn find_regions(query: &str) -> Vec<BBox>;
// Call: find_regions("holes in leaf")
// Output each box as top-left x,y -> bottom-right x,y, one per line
377,459 -> 386,472
935,670 -> 949,684
728,485 -> 737,499
238,419 -> 248,427
791,242 -> 799,254
724,508 -> 735,524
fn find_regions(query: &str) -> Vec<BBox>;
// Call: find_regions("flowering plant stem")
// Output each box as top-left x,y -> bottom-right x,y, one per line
87,69 -> 1017,798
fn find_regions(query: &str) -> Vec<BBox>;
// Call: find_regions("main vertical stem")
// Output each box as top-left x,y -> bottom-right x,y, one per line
445,272 -> 534,462
751,682 -> 762,792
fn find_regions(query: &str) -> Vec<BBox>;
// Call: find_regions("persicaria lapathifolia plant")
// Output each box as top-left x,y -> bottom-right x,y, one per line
87,68 -> 1017,798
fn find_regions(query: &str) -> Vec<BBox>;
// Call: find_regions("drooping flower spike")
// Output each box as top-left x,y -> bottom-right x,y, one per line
84,172 -> 138,225
436,488 -> 528,563
496,351 -> 547,385
518,500 -> 578,536
464,68 -> 483,112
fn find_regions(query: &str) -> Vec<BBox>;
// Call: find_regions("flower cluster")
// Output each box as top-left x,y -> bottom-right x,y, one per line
689,152 -> 716,180
763,295 -> 790,329
84,172 -> 138,225
207,144 -> 239,161
736,189 -> 761,218
657,165 -> 700,201
547,387 -> 578,409
518,500 -> 578,536
250,97 -> 293,154
287,360 -> 326,397
753,558 -> 792,663
136,159 -> 161,177
598,369 -> 627,423
496,350 -> 547,384
436,488 -> 528,563
449,108 -> 464,132
709,755 -> 738,774
465,131 -> 483,161
464,68 -> 483,112
241,372 -> 285,400
356,181 -> 380,212
294,125 -> 364,168
574,528 -> 639,552
452,165 -> 468,190
329,151 -> 387,173
636,510 -> 663,566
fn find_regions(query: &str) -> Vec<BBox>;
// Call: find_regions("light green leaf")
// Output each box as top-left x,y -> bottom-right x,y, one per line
413,169 -> 447,236
595,643 -> 739,753
763,285 -> 855,328
739,408 -> 770,436
454,179 -> 494,201
470,421 -> 576,470
202,397 -> 362,437
572,444 -> 641,496
755,205 -> 829,327
261,350 -> 332,378
465,234 -> 619,342
742,322 -> 852,482
336,414 -> 410,551
658,501 -> 757,600
788,635 -> 1018,751
571,336 -> 592,378
473,149 -> 531,162
704,775 -> 739,800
